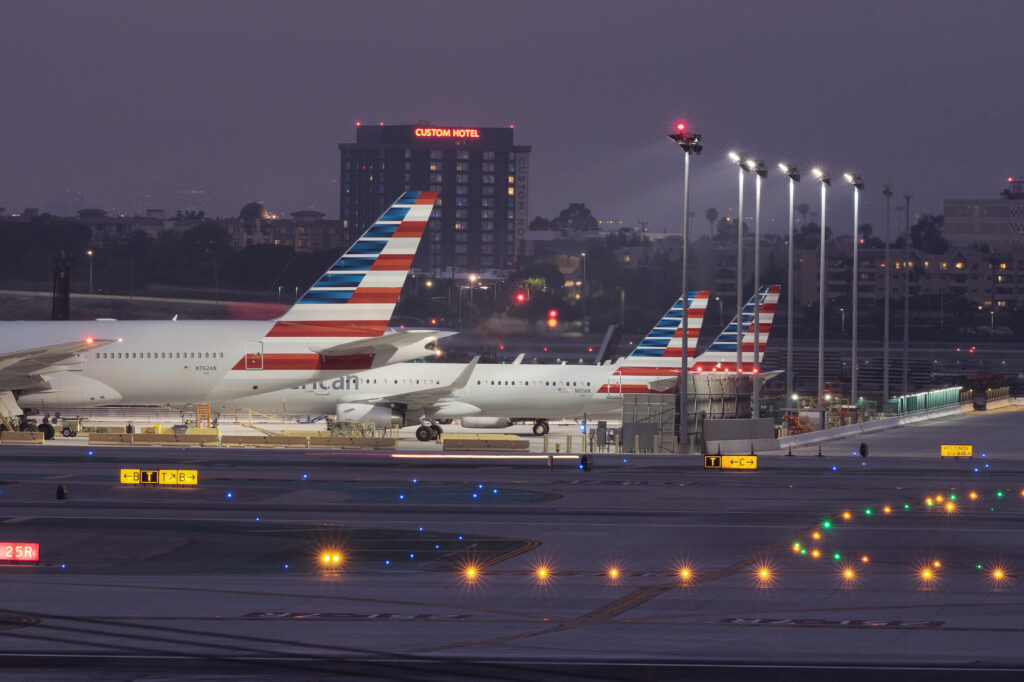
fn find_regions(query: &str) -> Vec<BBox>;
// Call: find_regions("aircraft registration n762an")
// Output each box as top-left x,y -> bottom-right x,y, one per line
5,191 -> 441,410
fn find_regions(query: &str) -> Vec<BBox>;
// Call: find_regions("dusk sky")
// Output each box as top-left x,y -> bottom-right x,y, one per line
2,0 -> 1021,236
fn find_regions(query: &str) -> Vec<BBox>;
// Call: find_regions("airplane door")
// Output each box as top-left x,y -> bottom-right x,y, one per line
606,372 -> 622,399
244,341 -> 263,369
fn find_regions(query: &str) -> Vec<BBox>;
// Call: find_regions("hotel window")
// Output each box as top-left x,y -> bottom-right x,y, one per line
430,150 -> 443,160
481,197 -> 494,207
456,162 -> 468,172
507,175 -> 515,184
482,220 -> 494,231
457,151 -> 469,160
455,208 -> 468,218
430,173 -> 443,183
482,186 -> 494,196
429,162 -> 442,171
482,162 -> 495,172
456,174 -> 469,184
482,174 -> 495,184
483,151 -> 495,160
404,149 -> 412,159
454,222 -> 468,231
456,185 -> 467,195
430,184 -> 442,193
507,187 -> 515,196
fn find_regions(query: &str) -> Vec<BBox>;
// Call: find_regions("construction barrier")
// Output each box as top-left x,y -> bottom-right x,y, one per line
81,425 -> 127,434
185,427 -> 221,438
132,433 -> 218,446
0,431 -> 44,444
307,436 -> 399,449
88,433 -> 133,445
221,435 -> 308,448
443,437 -> 530,452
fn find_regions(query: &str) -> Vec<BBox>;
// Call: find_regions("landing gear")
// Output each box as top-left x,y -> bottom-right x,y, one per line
532,420 -> 550,436
415,422 -> 444,441
39,423 -> 54,440
61,426 -> 76,438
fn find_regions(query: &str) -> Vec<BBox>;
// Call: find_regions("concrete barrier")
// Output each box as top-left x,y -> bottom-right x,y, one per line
443,438 -> 530,452
221,435 -> 308,448
132,433 -> 218,446
88,433 -> 133,445
1,431 -> 44,444
307,436 -> 399,449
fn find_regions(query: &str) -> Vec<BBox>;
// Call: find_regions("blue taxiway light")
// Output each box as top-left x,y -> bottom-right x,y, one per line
301,473 -> 309,480
399,494 -> 405,500
409,553 -> 415,559
87,450 -> 94,456
412,478 -> 418,484
225,491 -> 234,499
418,526 -> 424,532
458,535 -> 463,541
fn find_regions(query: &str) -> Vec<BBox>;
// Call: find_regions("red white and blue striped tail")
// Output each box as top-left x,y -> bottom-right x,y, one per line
596,290 -> 709,394
691,284 -> 781,374
266,190 -> 437,339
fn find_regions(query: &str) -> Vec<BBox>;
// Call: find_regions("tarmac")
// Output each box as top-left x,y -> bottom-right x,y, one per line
0,407 -> 1023,680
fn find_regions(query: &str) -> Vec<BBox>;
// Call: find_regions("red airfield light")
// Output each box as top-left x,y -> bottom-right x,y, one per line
499,344 -> 505,351
675,122 -> 687,132
515,292 -> 526,303
1009,177 -> 1014,182
355,121 -> 361,127
548,309 -> 558,318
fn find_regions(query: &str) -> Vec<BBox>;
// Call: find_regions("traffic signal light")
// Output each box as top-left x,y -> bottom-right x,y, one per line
547,309 -> 558,328
515,291 -> 526,303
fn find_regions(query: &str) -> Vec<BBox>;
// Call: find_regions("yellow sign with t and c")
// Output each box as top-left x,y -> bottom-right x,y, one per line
722,455 -> 757,470
120,469 -> 198,486
940,444 -> 972,458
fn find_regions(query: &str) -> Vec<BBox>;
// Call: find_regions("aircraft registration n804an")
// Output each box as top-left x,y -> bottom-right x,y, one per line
6,191 -> 441,411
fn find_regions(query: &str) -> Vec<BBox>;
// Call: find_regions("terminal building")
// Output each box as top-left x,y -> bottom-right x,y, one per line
339,124 -> 531,279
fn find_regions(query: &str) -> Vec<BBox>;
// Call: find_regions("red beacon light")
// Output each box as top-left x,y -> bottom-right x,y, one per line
515,292 -> 526,303
84,337 -> 95,345
675,122 -> 687,132
355,121 -> 361,127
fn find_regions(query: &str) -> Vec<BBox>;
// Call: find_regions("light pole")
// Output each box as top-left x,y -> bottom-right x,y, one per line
882,185 -> 892,406
812,167 -> 830,425
469,273 -> 478,304
86,249 -> 94,295
747,158 -> 767,417
580,252 -> 587,332
844,173 -> 864,406
902,193 -> 911,396
669,123 -> 702,454
715,295 -> 723,326
841,307 -> 846,337
729,151 -> 749,373
990,310 -> 995,339
779,163 -> 800,410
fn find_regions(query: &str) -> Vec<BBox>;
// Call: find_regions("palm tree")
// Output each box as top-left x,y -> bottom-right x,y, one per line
705,208 -> 719,239
796,203 -> 810,226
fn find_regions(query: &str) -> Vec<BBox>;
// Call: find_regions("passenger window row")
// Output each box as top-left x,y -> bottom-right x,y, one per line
94,352 -> 225,360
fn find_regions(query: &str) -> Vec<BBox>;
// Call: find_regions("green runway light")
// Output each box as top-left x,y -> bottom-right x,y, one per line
996,490 -> 1005,498
977,564 -> 984,570
950,494 -> 957,501
833,552 -> 842,561
864,508 -> 872,515
800,548 -> 807,555
822,521 -> 832,529
904,504 -> 910,510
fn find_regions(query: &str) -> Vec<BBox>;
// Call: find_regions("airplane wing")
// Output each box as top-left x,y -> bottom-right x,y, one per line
311,329 -> 456,365
374,356 -> 480,410
0,338 -> 116,392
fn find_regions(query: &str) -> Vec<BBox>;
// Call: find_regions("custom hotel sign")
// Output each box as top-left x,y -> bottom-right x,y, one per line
414,127 -> 481,138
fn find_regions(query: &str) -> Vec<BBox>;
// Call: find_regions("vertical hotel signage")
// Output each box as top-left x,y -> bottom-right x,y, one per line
513,152 -> 529,263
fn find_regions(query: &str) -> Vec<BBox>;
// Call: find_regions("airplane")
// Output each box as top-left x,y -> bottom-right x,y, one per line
3,191 -> 442,432
219,290 -> 717,439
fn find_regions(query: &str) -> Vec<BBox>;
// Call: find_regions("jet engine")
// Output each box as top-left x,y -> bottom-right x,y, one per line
335,402 -> 403,427
460,417 -> 512,429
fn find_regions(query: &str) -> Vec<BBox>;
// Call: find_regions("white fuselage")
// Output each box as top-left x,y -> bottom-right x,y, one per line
221,361 -> 634,423
7,319 -> 386,409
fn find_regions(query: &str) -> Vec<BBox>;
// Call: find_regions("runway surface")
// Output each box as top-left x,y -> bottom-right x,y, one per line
1,408 -> 1023,680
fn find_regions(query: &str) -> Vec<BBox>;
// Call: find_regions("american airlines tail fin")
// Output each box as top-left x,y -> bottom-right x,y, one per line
691,284 -> 781,374
598,290 -> 709,394
622,290 -> 709,364
266,191 -> 437,339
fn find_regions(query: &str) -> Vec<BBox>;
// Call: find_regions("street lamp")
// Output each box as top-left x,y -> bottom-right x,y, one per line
580,252 -> 587,332
714,295 -> 723,326
747,158 -> 767,417
86,249 -> 94,295
844,172 -> 864,406
779,163 -> 800,410
669,123 -> 702,454
902,193 -> 912,396
468,273 -> 478,304
729,151 -> 751,374
990,309 -> 995,339
812,167 -> 830,423
882,185 -> 893,405
840,307 -> 846,337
